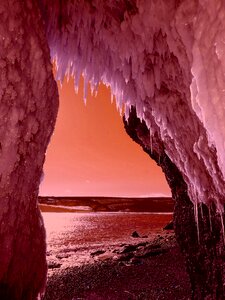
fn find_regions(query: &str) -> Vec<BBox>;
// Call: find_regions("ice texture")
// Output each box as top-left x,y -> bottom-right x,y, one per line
41,0 -> 225,210
0,0 -> 59,298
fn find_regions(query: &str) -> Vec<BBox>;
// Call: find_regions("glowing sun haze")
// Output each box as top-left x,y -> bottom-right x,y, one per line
39,77 -> 170,197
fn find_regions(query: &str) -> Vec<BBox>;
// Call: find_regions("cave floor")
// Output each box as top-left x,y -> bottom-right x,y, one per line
44,233 -> 191,300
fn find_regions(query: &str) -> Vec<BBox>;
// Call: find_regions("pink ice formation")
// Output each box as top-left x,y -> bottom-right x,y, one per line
1,0 -> 225,299
43,0 -> 225,210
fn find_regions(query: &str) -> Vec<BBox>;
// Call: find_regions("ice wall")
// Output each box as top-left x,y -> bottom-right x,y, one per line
41,0 -> 225,210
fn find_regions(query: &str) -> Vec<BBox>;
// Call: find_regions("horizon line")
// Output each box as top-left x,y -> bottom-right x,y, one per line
38,195 -> 172,199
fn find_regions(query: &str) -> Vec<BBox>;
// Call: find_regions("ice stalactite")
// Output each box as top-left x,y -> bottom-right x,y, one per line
41,0 -> 225,212
0,0 -> 58,299
124,107 -> 225,299
190,1 -> 225,181
194,202 -> 200,243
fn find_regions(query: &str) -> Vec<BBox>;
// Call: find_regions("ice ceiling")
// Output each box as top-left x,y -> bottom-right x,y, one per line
42,1 -> 225,210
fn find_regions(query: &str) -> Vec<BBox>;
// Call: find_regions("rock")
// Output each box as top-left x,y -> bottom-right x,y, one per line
149,244 -> 161,249
135,247 -> 167,259
56,253 -> 70,259
136,242 -> 148,248
131,231 -> 140,238
163,221 -> 174,230
119,257 -> 143,267
48,261 -> 62,269
97,253 -> 114,261
62,247 -> 78,253
90,250 -> 105,257
129,257 -> 143,265
121,244 -> 137,254
118,252 -> 134,262
112,249 -> 120,253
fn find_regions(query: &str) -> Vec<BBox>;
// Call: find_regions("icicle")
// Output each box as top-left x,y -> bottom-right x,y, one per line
110,93 -> 114,104
58,80 -> 63,89
74,83 -> 79,95
208,205 -> 212,233
194,202 -> 200,243
83,95 -> 87,106
200,202 -> 204,220
219,211 -> 225,244
90,83 -> 95,96
74,72 -> 81,93
118,105 -> 123,117
124,104 -> 131,121
83,75 -> 88,106
149,127 -> 153,154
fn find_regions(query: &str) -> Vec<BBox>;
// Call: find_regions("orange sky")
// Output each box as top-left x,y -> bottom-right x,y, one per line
39,77 -> 170,197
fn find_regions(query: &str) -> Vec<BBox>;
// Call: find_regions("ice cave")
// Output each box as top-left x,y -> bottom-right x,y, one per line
1,0 -> 225,299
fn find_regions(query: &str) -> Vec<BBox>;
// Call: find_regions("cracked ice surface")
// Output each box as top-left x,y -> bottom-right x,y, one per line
41,0 -> 225,209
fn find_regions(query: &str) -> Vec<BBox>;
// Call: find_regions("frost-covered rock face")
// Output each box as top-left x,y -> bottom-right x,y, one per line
124,108 -> 225,299
0,0 -> 58,299
41,0 -> 225,212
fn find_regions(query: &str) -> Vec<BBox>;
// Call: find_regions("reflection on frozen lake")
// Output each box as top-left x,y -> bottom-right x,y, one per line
43,212 -> 172,251
42,212 -> 173,269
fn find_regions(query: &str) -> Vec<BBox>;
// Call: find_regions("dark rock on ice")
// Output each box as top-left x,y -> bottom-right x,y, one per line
118,253 -> 134,262
163,221 -> 174,230
56,254 -> 70,259
131,231 -> 140,238
129,257 -> 143,265
91,250 -> 106,257
136,241 -> 149,248
135,248 -> 167,259
121,244 -> 138,254
48,261 -> 62,269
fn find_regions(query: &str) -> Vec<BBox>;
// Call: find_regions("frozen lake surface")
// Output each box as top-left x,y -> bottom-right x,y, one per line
42,212 -> 173,268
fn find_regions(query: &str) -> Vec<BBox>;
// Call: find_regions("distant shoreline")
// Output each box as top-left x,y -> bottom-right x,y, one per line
38,196 -> 174,213
39,195 -> 172,200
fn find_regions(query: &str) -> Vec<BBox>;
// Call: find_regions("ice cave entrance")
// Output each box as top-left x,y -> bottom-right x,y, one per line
39,76 -> 170,198
38,75 -> 173,279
